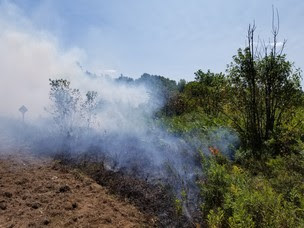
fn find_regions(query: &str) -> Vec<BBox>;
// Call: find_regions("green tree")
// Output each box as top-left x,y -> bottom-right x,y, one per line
227,21 -> 302,154
183,70 -> 227,116
177,79 -> 186,92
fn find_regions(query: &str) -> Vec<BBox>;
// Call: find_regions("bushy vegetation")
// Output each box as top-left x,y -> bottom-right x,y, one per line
200,152 -> 304,227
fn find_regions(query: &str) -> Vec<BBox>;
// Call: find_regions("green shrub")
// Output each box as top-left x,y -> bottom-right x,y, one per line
266,154 -> 304,209
201,153 -> 304,227
207,208 -> 225,228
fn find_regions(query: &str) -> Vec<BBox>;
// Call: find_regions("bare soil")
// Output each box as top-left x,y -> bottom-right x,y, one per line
0,152 -> 152,228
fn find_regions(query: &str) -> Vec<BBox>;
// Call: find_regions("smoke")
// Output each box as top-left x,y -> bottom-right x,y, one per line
0,1 -> 239,218
0,1 -> 84,118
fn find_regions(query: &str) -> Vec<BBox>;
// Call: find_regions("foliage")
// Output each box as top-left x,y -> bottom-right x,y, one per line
157,70 -> 228,117
207,208 -> 224,228
162,108 -> 226,134
200,153 -> 304,228
165,70 -> 228,116
136,73 -> 178,96
177,79 -> 186,92
266,153 -> 304,206
226,25 -> 302,153
174,198 -> 183,216
192,70 -> 227,116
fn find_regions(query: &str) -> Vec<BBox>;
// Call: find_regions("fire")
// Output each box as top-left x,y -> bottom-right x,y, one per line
208,146 -> 219,156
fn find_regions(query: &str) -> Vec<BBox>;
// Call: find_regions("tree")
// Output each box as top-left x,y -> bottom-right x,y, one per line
227,13 -> 302,154
136,73 -> 179,115
49,79 -> 82,135
49,79 -> 99,134
183,70 -> 227,116
82,91 -> 98,128
177,79 -> 186,92
115,74 -> 134,84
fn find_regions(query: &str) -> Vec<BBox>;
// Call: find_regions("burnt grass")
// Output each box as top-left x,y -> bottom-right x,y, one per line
53,152 -> 202,227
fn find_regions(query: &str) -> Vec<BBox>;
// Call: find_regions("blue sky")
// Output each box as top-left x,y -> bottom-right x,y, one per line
6,0 -> 304,81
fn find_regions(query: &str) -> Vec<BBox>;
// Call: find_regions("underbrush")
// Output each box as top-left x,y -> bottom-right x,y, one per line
201,152 -> 304,228
160,108 -> 229,135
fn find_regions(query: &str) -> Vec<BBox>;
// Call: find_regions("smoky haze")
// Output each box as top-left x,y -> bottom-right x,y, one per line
0,25 -> 83,117
0,1 -> 239,217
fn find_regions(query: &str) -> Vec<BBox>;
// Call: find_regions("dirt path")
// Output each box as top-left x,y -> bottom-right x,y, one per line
0,152 -> 151,228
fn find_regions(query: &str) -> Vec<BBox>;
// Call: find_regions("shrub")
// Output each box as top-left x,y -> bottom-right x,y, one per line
201,153 -> 304,227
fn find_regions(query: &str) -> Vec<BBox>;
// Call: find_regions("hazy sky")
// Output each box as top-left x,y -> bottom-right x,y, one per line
4,0 -> 304,81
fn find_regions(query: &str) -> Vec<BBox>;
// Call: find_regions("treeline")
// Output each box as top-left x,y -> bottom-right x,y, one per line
118,47 -> 303,157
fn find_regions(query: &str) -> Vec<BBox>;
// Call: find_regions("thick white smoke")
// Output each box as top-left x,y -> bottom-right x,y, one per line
0,1 -> 84,118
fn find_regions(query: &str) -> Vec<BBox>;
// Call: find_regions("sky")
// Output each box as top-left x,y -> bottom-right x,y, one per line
2,0 -> 304,81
